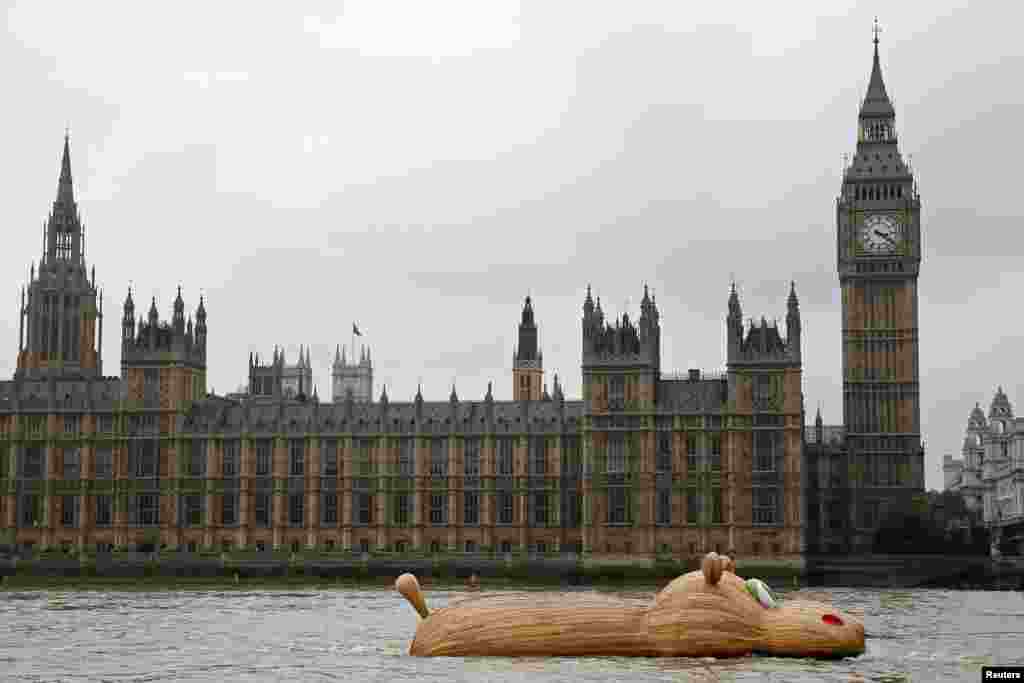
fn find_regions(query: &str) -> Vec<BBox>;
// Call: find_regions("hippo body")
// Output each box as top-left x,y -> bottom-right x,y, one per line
397,554 -> 865,659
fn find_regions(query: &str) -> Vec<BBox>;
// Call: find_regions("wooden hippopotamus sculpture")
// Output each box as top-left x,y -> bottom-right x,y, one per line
396,552 -> 864,659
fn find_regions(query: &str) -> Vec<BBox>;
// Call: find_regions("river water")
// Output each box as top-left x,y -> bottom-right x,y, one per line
1,583 -> 1021,682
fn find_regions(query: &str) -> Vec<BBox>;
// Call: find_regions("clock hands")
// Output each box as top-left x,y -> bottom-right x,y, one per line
874,229 -> 896,245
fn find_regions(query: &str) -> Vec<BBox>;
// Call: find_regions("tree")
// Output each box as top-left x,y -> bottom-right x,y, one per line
873,489 -> 989,555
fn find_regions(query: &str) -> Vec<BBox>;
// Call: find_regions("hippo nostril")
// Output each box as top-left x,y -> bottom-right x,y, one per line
822,614 -> 843,626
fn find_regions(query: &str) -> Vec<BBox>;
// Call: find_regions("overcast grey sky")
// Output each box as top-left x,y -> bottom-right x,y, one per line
2,1 -> 1020,491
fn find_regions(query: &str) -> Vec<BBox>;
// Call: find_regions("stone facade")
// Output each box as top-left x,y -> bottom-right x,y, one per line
0,140 -> 804,556
3,64 -> 857,560
1,284 -> 803,558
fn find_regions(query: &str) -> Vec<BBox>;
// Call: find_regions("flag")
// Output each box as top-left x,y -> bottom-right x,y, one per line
353,323 -> 362,336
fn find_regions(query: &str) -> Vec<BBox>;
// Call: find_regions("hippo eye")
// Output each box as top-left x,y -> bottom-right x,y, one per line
822,614 -> 844,626
745,578 -> 778,609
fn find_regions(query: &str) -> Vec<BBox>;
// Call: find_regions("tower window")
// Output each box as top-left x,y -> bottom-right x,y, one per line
656,435 -> 672,473
430,493 -> 448,525
61,495 -> 80,528
608,487 -> 629,525
355,486 -> 373,525
95,448 -> 113,479
656,490 -> 671,526
531,492 -> 548,526
289,439 -> 305,476
182,494 -> 203,527
608,376 -> 625,409
288,493 -> 304,527
430,440 -> 447,477
607,435 -> 625,473
255,440 -> 272,476
255,494 -> 272,527
95,496 -> 113,527
687,491 -> 699,524
709,435 -> 721,471
63,448 -> 81,480
223,492 -> 239,526
186,440 -> 207,477
464,438 -> 481,483
497,439 -> 514,476
463,491 -> 479,526
223,440 -> 240,477
529,437 -> 547,476
393,493 -> 410,525
497,492 -> 514,525
754,431 -> 780,472
398,439 -> 414,477
686,435 -> 698,470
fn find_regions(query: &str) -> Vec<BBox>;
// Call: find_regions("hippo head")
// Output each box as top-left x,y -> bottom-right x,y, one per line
647,553 -> 864,658
755,591 -> 865,659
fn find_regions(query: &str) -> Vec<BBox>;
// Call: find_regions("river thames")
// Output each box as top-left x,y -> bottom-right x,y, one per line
1,583 -> 1021,681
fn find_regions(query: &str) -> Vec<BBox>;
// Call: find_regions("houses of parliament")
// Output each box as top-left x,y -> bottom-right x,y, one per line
0,33 -> 924,559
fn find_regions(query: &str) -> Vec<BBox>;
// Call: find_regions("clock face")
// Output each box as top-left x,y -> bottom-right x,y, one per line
861,214 -> 900,253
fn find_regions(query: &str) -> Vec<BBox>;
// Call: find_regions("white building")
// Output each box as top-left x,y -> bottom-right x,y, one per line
945,387 -> 1024,552
332,344 -> 372,403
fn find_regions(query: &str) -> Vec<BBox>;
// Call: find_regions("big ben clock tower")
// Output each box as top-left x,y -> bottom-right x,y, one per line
837,22 -> 925,545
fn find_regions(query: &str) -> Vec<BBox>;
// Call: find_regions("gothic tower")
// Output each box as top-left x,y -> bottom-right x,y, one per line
331,343 -> 373,402
837,25 -> 925,510
121,287 -> 208,408
16,134 -> 104,379
279,345 -> 313,399
581,285 -> 660,413
512,296 -> 543,401
249,346 -> 284,398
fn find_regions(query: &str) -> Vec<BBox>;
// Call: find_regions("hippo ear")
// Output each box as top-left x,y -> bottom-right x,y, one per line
701,552 -> 723,585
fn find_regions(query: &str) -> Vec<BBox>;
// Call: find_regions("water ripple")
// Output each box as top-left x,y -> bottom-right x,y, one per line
0,585 -> 1019,680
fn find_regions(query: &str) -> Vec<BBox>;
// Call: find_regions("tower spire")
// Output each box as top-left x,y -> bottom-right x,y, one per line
860,17 -> 894,119
516,294 -> 539,362
58,130 -> 74,205
46,132 -> 84,264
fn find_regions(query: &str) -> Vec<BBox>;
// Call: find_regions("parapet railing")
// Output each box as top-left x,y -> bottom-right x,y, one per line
660,370 -> 727,382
